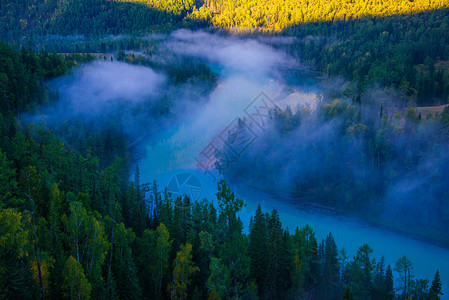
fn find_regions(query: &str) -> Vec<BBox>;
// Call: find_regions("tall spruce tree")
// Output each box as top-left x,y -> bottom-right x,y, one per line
267,209 -> 284,299
429,269 -> 443,300
322,233 -> 341,299
248,204 -> 268,297
385,265 -> 395,300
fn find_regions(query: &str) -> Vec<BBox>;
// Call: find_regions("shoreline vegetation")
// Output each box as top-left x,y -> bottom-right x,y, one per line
232,176 -> 449,248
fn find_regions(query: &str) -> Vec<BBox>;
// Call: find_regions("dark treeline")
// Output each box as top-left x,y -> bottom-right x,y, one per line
116,50 -> 217,96
0,35 -> 445,300
0,40 -> 93,114
0,0 -> 195,40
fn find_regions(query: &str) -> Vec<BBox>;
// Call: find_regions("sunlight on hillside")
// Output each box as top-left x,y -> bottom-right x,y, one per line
55,0 -> 449,31
187,0 -> 449,30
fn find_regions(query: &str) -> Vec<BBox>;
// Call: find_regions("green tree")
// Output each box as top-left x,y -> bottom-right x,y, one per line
216,179 -> 244,239
49,184 -> 63,253
322,232 -> 341,299
207,257 -> 230,299
0,208 -> 33,298
248,204 -> 268,297
385,265 -> 395,300
63,256 -> 92,300
410,278 -> 429,299
0,151 -> 16,208
160,188 -> 173,234
169,243 -> 199,300
138,228 -> 156,298
394,256 -> 414,298
113,222 -> 142,299
291,225 -> 320,297
348,243 -> 375,299
64,201 -> 108,296
46,183 -> 65,298
429,270 -> 443,300
372,257 -> 386,300
215,179 -> 248,298
267,209 -> 285,298
196,230 -> 215,296
64,202 -> 88,263
154,223 -> 172,298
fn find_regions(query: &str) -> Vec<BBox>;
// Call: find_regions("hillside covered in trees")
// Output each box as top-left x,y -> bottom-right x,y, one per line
2,0 -> 449,105
1,0 -> 449,299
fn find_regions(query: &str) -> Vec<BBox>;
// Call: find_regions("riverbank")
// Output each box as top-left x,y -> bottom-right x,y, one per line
227,176 -> 449,248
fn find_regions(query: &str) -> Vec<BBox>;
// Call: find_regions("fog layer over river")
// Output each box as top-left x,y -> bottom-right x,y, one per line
43,30 -> 449,294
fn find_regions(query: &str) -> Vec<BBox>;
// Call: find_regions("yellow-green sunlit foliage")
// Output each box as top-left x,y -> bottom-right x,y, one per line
190,0 -> 449,30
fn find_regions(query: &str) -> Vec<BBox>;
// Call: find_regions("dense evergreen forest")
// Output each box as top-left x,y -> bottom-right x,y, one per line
0,40 -> 445,300
1,0 -> 449,299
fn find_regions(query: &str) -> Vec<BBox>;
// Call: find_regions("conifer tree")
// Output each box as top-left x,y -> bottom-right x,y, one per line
429,270 -> 443,300
385,265 -> 395,300
248,204 -> 268,297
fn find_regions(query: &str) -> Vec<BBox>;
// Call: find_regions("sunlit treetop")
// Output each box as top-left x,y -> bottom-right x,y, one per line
189,0 -> 449,30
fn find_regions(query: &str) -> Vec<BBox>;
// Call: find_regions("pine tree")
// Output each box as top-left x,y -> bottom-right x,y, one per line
322,233 -> 341,299
267,209 -> 283,298
113,223 -> 142,299
279,230 -> 291,299
160,188 -> 173,235
48,183 -> 65,298
215,180 -> 247,298
394,256 -> 414,298
349,244 -> 375,299
137,228 -> 156,299
385,265 -> 395,300
150,180 -> 162,228
291,224 -> 320,297
248,204 -> 268,297
429,269 -> 443,300
372,256 -> 386,300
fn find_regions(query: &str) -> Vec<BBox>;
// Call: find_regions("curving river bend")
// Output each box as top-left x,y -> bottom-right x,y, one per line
139,126 -> 449,296
45,30 -> 449,296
